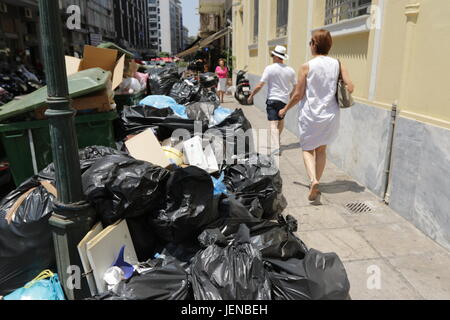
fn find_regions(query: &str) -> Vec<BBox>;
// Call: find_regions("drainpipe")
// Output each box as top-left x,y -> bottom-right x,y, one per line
383,102 -> 398,204
384,2 -> 420,204
38,0 -> 96,300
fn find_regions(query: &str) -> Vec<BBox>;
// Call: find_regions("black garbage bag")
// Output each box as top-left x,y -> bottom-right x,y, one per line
185,101 -> 216,122
222,154 -> 287,220
199,72 -> 219,88
39,146 -> 126,181
82,155 -> 170,225
217,212 -> 308,261
148,67 -> 180,95
169,81 -> 200,105
150,166 -> 219,244
82,155 -> 170,261
91,256 -> 191,300
158,241 -> 202,271
265,249 -> 351,300
0,178 -> 56,295
248,216 -> 308,260
126,216 -> 158,262
209,109 -> 254,164
191,224 -> 271,300
116,105 -> 174,141
118,105 -> 208,142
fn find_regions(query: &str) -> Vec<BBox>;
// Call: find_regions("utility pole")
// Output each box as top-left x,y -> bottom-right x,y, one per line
38,0 -> 96,300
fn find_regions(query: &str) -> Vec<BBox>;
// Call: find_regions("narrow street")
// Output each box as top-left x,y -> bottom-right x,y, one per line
223,95 -> 450,300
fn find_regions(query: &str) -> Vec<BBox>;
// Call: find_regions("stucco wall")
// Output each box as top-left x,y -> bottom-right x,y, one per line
389,117 -> 450,251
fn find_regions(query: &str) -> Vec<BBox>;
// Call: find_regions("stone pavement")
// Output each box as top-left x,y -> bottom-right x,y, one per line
222,96 -> 450,300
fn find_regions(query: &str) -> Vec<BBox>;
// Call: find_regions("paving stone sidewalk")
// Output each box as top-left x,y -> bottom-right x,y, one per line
222,96 -> 450,300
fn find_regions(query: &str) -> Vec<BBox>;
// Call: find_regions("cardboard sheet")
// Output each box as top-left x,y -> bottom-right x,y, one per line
86,220 -> 138,294
77,222 -> 104,296
125,129 -> 171,168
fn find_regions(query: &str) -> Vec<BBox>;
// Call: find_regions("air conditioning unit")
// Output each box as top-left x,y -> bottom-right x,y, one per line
0,3 -> 8,13
24,8 -> 32,19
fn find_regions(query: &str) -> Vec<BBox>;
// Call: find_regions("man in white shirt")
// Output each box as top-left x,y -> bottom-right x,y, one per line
248,46 -> 296,155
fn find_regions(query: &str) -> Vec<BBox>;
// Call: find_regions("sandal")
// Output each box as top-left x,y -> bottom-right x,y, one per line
308,182 -> 320,201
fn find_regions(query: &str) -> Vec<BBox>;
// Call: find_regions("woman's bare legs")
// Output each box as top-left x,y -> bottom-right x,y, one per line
303,146 -> 327,201
315,145 -> 327,182
218,91 -> 225,103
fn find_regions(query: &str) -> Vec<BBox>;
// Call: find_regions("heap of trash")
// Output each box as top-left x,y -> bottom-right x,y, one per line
0,44 -> 351,301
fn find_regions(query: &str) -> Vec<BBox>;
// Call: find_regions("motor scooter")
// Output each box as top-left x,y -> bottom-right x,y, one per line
234,68 -> 252,105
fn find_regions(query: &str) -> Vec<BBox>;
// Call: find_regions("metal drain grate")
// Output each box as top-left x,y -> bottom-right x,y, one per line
345,201 -> 373,214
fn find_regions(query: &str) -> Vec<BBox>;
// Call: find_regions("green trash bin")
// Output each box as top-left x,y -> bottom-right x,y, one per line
0,111 -> 117,186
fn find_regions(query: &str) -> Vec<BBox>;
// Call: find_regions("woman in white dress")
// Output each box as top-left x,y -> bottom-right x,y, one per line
279,29 -> 354,201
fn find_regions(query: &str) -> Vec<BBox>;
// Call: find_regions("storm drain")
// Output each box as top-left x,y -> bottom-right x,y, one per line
345,201 -> 373,215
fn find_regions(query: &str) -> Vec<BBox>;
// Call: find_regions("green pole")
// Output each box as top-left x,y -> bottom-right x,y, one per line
38,0 -> 95,300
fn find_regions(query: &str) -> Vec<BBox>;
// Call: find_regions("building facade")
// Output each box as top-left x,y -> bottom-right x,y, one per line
198,0 -> 232,68
233,0 -> 450,250
0,0 -> 117,66
182,26 -> 190,50
60,0 -> 116,56
148,0 -> 160,55
0,0 -> 41,67
114,0 -> 150,56
158,0 -> 183,56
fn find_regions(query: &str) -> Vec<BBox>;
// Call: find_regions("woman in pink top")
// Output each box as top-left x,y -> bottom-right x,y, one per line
215,59 -> 229,103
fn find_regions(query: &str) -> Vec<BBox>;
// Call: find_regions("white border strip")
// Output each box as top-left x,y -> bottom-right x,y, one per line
305,0 -> 314,61
369,0 -> 386,101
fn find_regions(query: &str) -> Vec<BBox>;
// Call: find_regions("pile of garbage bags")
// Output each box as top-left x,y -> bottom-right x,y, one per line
0,148 -> 350,300
0,65 -> 44,106
147,67 -> 181,96
0,66 -> 351,300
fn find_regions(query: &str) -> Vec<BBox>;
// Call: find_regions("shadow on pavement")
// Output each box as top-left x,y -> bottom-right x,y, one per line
294,180 -> 366,195
281,143 -> 301,152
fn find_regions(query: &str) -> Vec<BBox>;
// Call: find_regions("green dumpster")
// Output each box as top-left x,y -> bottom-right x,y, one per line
0,68 -> 111,122
0,111 -> 117,186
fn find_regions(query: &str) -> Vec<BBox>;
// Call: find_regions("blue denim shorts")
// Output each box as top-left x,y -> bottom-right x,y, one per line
266,100 -> 287,121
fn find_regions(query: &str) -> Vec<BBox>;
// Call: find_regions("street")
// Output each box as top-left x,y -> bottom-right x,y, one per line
223,96 -> 450,300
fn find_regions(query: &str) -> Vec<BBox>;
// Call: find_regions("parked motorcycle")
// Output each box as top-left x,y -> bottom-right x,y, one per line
235,69 -> 252,105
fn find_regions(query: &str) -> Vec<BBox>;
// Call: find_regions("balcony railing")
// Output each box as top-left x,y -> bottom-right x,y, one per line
325,0 -> 372,25
276,25 -> 287,38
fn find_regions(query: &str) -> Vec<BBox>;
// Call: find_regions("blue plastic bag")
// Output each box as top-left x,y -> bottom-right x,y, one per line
212,173 -> 228,196
212,106 -> 233,126
4,270 -> 65,300
139,95 -> 188,119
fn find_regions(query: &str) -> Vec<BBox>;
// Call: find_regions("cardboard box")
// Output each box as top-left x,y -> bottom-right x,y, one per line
35,46 -> 126,119
65,45 -> 125,91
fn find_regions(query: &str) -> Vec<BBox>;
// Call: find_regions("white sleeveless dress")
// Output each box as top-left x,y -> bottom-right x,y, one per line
298,56 -> 341,151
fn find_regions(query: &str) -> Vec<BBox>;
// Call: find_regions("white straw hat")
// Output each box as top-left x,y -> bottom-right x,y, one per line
271,45 -> 289,60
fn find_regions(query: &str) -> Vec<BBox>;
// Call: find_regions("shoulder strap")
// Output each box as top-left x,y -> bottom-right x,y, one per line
337,59 -> 343,81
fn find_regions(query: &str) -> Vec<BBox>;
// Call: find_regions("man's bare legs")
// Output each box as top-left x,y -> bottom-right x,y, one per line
303,145 -> 327,201
278,119 -> 285,149
270,121 -> 281,154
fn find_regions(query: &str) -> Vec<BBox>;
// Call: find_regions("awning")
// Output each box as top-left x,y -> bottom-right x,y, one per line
176,27 -> 232,58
